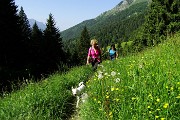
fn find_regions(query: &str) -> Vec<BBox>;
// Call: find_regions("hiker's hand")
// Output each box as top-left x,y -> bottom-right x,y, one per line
86,62 -> 90,65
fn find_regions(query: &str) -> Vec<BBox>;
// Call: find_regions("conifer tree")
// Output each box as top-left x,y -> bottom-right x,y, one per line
43,13 -> 64,73
18,6 -> 32,67
0,0 -> 26,90
77,26 -> 90,65
30,22 -> 43,78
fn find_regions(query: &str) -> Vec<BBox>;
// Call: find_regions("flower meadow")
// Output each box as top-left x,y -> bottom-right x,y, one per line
0,34 -> 180,120
79,35 -> 180,120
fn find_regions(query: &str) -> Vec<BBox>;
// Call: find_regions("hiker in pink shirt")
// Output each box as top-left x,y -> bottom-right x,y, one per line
86,39 -> 102,70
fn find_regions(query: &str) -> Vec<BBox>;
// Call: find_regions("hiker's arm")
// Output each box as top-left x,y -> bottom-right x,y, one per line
86,56 -> 90,65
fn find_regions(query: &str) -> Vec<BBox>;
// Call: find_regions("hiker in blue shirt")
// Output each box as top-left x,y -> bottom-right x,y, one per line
109,44 -> 118,60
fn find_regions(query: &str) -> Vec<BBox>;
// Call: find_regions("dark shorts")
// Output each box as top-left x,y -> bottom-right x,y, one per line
91,58 -> 100,71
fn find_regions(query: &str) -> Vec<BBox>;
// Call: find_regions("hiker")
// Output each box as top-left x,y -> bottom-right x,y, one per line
109,44 -> 118,60
86,39 -> 102,70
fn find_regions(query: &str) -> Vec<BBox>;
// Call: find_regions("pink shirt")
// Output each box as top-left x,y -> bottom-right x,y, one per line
88,47 -> 101,62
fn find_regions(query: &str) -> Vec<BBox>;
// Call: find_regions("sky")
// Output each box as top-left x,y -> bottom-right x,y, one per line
15,0 -> 122,31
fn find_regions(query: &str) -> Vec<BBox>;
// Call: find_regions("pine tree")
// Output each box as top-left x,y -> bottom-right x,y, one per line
77,26 -> 90,65
0,0 -> 27,90
30,22 -> 43,79
18,6 -> 32,67
43,13 -> 64,73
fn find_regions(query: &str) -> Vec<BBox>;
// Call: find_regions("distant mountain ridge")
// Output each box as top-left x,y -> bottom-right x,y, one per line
61,0 -> 149,41
28,19 -> 46,31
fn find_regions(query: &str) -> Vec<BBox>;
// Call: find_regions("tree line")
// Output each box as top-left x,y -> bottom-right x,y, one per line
0,0 -> 75,93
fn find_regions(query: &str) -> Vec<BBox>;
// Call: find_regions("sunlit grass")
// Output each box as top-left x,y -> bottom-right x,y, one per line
0,66 -> 93,120
80,34 -> 180,120
0,34 -> 180,120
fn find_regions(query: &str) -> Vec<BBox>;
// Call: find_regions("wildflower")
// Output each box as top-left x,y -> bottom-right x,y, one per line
98,74 -> 103,79
156,98 -> 160,102
111,71 -> 116,77
163,103 -> 169,108
177,82 -> 180,85
111,87 -> 115,91
116,88 -> 119,91
94,98 -> 97,101
98,101 -> 101,104
115,78 -> 120,83
155,116 -> 159,118
170,87 -> 174,91
161,118 -> 165,120
149,111 -> 152,114
106,95 -> 110,99
156,108 -> 161,111
109,111 -> 112,116
147,106 -> 151,108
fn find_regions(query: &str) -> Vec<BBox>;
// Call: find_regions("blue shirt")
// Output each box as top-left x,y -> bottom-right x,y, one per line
109,49 -> 116,56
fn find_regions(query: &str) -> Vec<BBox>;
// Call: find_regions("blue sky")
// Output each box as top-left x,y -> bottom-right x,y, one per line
15,0 -> 122,31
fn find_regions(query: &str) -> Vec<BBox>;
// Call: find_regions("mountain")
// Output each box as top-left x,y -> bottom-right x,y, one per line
61,0 -> 150,45
28,19 -> 46,31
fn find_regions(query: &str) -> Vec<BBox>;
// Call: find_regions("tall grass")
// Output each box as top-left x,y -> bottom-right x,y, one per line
0,34 -> 179,120
79,34 -> 180,120
0,66 -> 93,120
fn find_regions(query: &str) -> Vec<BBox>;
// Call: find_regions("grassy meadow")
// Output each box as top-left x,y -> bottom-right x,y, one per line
0,34 -> 180,120
0,66 -> 93,120
79,34 -> 180,120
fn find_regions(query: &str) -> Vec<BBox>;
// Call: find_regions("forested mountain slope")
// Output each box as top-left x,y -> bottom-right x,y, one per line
61,0 -> 149,46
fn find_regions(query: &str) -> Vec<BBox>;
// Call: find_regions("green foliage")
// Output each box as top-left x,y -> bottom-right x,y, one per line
77,26 -> 91,65
132,0 -> 180,50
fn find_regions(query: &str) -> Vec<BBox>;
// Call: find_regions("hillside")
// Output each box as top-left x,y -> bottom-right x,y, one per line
1,33 -> 179,119
61,0 -> 149,45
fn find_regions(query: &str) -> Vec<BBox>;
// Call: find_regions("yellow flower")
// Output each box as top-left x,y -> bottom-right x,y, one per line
161,118 -> 165,120
94,98 -> 97,101
116,88 -> 119,91
156,98 -> 160,102
147,106 -> 151,108
109,111 -> 112,116
111,87 -> 115,91
163,103 -> 169,108
106,95 -> 109,99
156,108 -> 161,111
177,82 -> 180,85
170,87 -> 174,91
155,116 -> 159,118
98,101 -> 101,104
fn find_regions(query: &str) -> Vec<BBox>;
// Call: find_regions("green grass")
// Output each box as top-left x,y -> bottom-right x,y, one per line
0,34 -> 180,120
79,34 -> 180,120
0,66 -> 93,120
